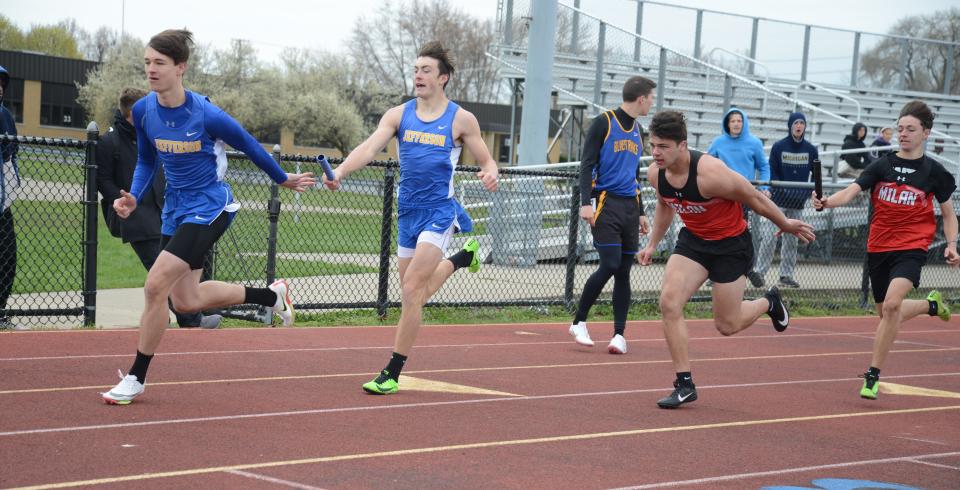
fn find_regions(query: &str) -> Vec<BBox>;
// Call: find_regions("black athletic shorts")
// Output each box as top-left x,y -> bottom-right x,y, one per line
867,249 -> 926,303
672,227 -> 754,283
591,191 -> 641,254
160,212 -> 230,270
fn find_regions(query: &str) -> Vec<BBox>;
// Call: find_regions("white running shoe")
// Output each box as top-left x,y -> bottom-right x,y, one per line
608,334 -> 627,354
102,370 -> 144,405
269,279 -> 294,326
568,321 -> 594,346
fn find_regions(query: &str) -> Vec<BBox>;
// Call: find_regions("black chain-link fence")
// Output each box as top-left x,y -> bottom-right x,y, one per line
2,132 -> 958,328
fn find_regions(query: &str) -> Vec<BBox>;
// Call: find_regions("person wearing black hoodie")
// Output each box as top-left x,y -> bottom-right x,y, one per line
0,64 -> 19,330
839,122 -> 869,178
755,112 -> 818,288
95,88 -> 221,329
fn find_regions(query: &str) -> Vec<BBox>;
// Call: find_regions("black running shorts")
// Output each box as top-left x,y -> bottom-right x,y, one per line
591,191 -> 641,254
672,227 -> 754,283
160,212 -> 230,270
867,249 -> 926,303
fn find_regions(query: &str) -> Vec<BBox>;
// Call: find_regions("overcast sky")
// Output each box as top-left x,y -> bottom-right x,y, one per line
4,0 -> 955,81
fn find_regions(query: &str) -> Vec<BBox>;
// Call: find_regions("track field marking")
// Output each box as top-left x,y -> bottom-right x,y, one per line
906,459 -> 960,471
3,372 -> 959,438
2,329 -> 956,362
3,347 -> 959,396
9,407 -> 960,490
881,381 -> 960,399
607,451 -> 960,489
224,470 -> 327,489
399,376 -> 521,396
514,330 -> 541,335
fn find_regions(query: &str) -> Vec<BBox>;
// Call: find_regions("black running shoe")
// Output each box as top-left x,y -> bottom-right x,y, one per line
657,380 -> 697,409
765,286 -> 789,332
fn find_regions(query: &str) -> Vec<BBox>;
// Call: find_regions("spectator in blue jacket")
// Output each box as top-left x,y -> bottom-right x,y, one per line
0,64 -> 20,330
708,107 -> 770,287
755,112 -> 818,288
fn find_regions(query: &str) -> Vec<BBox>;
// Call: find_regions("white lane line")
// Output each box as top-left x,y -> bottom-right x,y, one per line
607,451 -> 960,489
891,435 -> 950,446
3,372 -> 959,438
907,459 -> 960,471
2,329 -> 956,362
225,469 -> 327,489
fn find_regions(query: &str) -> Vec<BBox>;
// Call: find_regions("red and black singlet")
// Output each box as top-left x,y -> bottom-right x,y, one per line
657,150 -> 747,241
855,154 -> 957,253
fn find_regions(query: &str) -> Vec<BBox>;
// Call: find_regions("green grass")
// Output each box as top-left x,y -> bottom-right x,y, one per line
12,200 -> 378,294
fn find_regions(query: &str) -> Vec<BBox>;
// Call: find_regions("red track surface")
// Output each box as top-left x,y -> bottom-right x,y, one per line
1,316 -> 958,489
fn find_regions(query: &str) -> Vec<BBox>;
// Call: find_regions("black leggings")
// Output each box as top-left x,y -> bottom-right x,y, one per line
574,246 -> 634,330
0,208 -> 15,314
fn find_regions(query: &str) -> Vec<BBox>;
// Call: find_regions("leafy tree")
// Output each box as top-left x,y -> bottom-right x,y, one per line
0,15 -> 25,50
349,0 -> 498,103
860,7 -> 960,94
76,36 -> 147,131
23,24 -> 82,59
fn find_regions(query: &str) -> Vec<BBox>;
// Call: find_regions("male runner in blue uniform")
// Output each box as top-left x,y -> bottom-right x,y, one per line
103,29 -> 316,404
568,76 -> 655,354
323,41 -> 499,394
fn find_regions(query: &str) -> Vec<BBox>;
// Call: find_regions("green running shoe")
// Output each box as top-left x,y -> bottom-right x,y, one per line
463,238 -> 480,273
927,290 -> 951,322
362,370 -> 399,395
859,372 -> 879,400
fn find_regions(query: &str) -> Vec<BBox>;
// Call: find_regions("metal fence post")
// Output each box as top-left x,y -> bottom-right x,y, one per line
693,9 -> 703,59
850,32 -> 861,87
801,25 -> 811,81
265,146 -> 282,286
899,38 -> 909,90
564,178 -> 581,311
259,146 -> 283,324
723,74 -> 733,111
633,1 -> 643,63
570,0 -> 580,53
82,122 -> 99,327
656,47 -> 667,113
376,163 -> 396,319
594,22 -> 606,107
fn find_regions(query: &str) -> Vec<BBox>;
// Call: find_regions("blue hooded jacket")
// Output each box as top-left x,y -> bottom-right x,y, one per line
769,112 -> 818,209
707,108 -> 769,190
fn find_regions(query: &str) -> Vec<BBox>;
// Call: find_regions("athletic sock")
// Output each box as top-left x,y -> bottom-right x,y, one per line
447,248 -> 474,270
614,325 -> 625,336
867,366 -> 880,378
128,350 -> 154,384
928,300 -> 938,317
675,371 -> 693,387
245,287 -> 278,307
384,352 -> 408,381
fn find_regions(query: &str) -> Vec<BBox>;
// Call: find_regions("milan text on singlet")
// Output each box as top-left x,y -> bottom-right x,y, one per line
658,150 -> 747,240
855,154 -> 957,253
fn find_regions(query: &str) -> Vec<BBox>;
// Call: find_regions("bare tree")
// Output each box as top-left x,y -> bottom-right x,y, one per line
348,0 -> 499,103
860,8 -> 960,94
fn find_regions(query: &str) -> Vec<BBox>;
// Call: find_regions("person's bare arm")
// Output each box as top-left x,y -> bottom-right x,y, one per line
323,106 -> 402,189
811,182 -> 864,210
698,155 -> 815,243
455,109 -> 498,192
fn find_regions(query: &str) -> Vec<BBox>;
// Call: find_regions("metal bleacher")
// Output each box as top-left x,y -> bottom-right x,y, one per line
492,0 -> 960,165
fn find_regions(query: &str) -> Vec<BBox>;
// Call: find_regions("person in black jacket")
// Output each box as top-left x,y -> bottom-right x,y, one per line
0,64 -> 20,330
96,87 -> 220,329
839,122 -> 870,178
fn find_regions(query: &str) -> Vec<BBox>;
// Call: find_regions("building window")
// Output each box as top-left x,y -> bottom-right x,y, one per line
1,77 -> 24,124
40,82 -> 87,128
